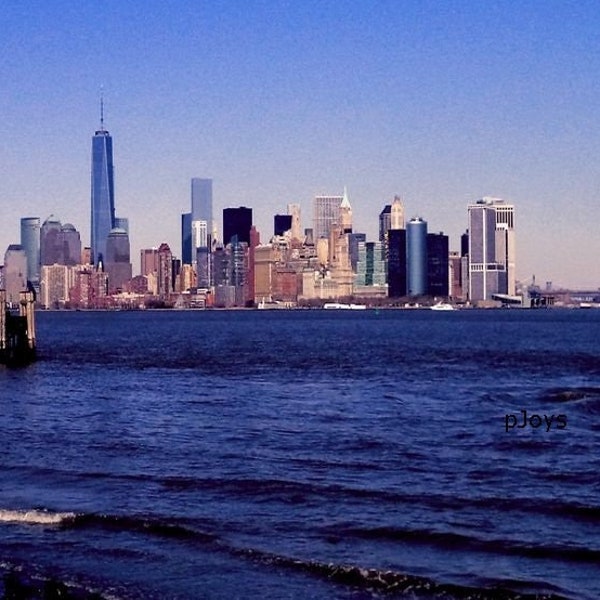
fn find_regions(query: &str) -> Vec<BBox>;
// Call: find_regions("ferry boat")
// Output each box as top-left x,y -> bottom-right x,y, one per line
430,301 -> 455,311
257,298 -> 291,310
323,302 -> 367,310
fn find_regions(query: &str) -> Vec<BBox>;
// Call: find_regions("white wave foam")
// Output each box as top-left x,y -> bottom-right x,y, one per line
0,509 -> 75,525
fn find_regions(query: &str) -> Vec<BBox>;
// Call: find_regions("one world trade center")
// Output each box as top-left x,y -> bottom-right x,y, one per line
90,100 -> 115,266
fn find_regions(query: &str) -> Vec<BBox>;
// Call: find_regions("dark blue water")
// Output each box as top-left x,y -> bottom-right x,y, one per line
0,309 -> 598,599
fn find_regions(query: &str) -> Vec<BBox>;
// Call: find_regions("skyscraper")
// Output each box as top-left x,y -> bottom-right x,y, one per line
20,217 -> 40,286
40,216 -> 82,266
355,241 -> 386,287
427,232 -> 449,297
90,101 -> 115,266
313,195 -> 342,240
183,178 -> 214,265
287,204 -> 301,241
274,214 -> 293,236
3,245 -> 27,305
191,178 -> 213,227
387,229 -> 407,297
40,215 -> 62,266
181,213 -> 192,264
493,201 -> 516,296
223,207 -> 252,246
390,196 -> 405,230
157,243 -> 172,299
105,227 -> 132,292
339,188 -> 353,234
467,197 -> 515,301
59,223 -> 82,266
379,196 -> 404,244
379,205 -> 391,242
191,178 -> 213,248
407,217 -> 428,296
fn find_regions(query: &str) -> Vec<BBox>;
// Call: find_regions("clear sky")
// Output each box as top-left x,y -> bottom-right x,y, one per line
1,0 -> 599,288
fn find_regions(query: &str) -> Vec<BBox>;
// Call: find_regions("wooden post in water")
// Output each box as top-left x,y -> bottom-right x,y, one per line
20,290 -> 36,351
0,289 -> 36,365
0,290 -> 6,355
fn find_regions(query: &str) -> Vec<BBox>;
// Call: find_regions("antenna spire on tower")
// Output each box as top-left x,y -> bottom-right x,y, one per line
100,86 -> 105,131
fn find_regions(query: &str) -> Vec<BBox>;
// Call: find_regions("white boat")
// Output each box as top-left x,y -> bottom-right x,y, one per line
257,298 -> 291,310
430,302 -> 455,311
323,302 -> 367,310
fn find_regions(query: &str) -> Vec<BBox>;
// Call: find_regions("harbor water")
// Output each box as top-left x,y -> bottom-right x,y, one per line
0,309 -> 598,599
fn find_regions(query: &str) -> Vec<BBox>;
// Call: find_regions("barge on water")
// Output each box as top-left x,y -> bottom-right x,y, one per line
0,289 -> 36,366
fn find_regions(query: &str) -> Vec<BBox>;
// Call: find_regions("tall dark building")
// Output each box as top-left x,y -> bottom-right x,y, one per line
223,207 -> 252,246
157,243 -> 172,299
387,229 -> 407,297
461,230 -> 469,257
274,214 -> 292,236
427,233 -> 449,297
196,246 -> 211,288
90,101 -> 116,266
40,215 -> 62,266
181,213 -> 192,264
60,223 -> 82,266
105,228 -> 132,292
212,246 -> 230,286
379,205 -> 391,242
40,217 -> 82,267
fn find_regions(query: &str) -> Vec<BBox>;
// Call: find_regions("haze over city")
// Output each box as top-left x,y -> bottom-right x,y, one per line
2,1 -> 599,288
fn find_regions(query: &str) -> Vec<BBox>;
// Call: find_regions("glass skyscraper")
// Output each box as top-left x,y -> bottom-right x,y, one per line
91,115 -> 115,266
20,217 -> 40,286
182,178 -> 213,264
191,178 -> 213,226
406,217 -> 428,296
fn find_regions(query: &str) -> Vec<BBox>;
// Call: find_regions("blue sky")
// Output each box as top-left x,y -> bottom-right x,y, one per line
1,1 -> 599,288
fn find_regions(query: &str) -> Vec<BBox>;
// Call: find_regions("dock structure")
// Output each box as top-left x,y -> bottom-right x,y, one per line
0,289 -> 36,366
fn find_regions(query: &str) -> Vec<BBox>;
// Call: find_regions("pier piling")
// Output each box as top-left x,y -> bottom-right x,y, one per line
0,289 -> 36,366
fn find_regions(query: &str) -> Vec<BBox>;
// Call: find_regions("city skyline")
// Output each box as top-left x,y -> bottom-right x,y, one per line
1,2 -> 599,288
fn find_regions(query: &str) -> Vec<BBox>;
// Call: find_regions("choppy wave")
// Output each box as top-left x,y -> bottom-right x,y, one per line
0,509 -> 76,525
235,547 -> 569,599
4,466 -> 600,525
66,513 -> 216,543
326,524 -> 600,563
540,386 -> 600,402
0,507 -> 576,599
